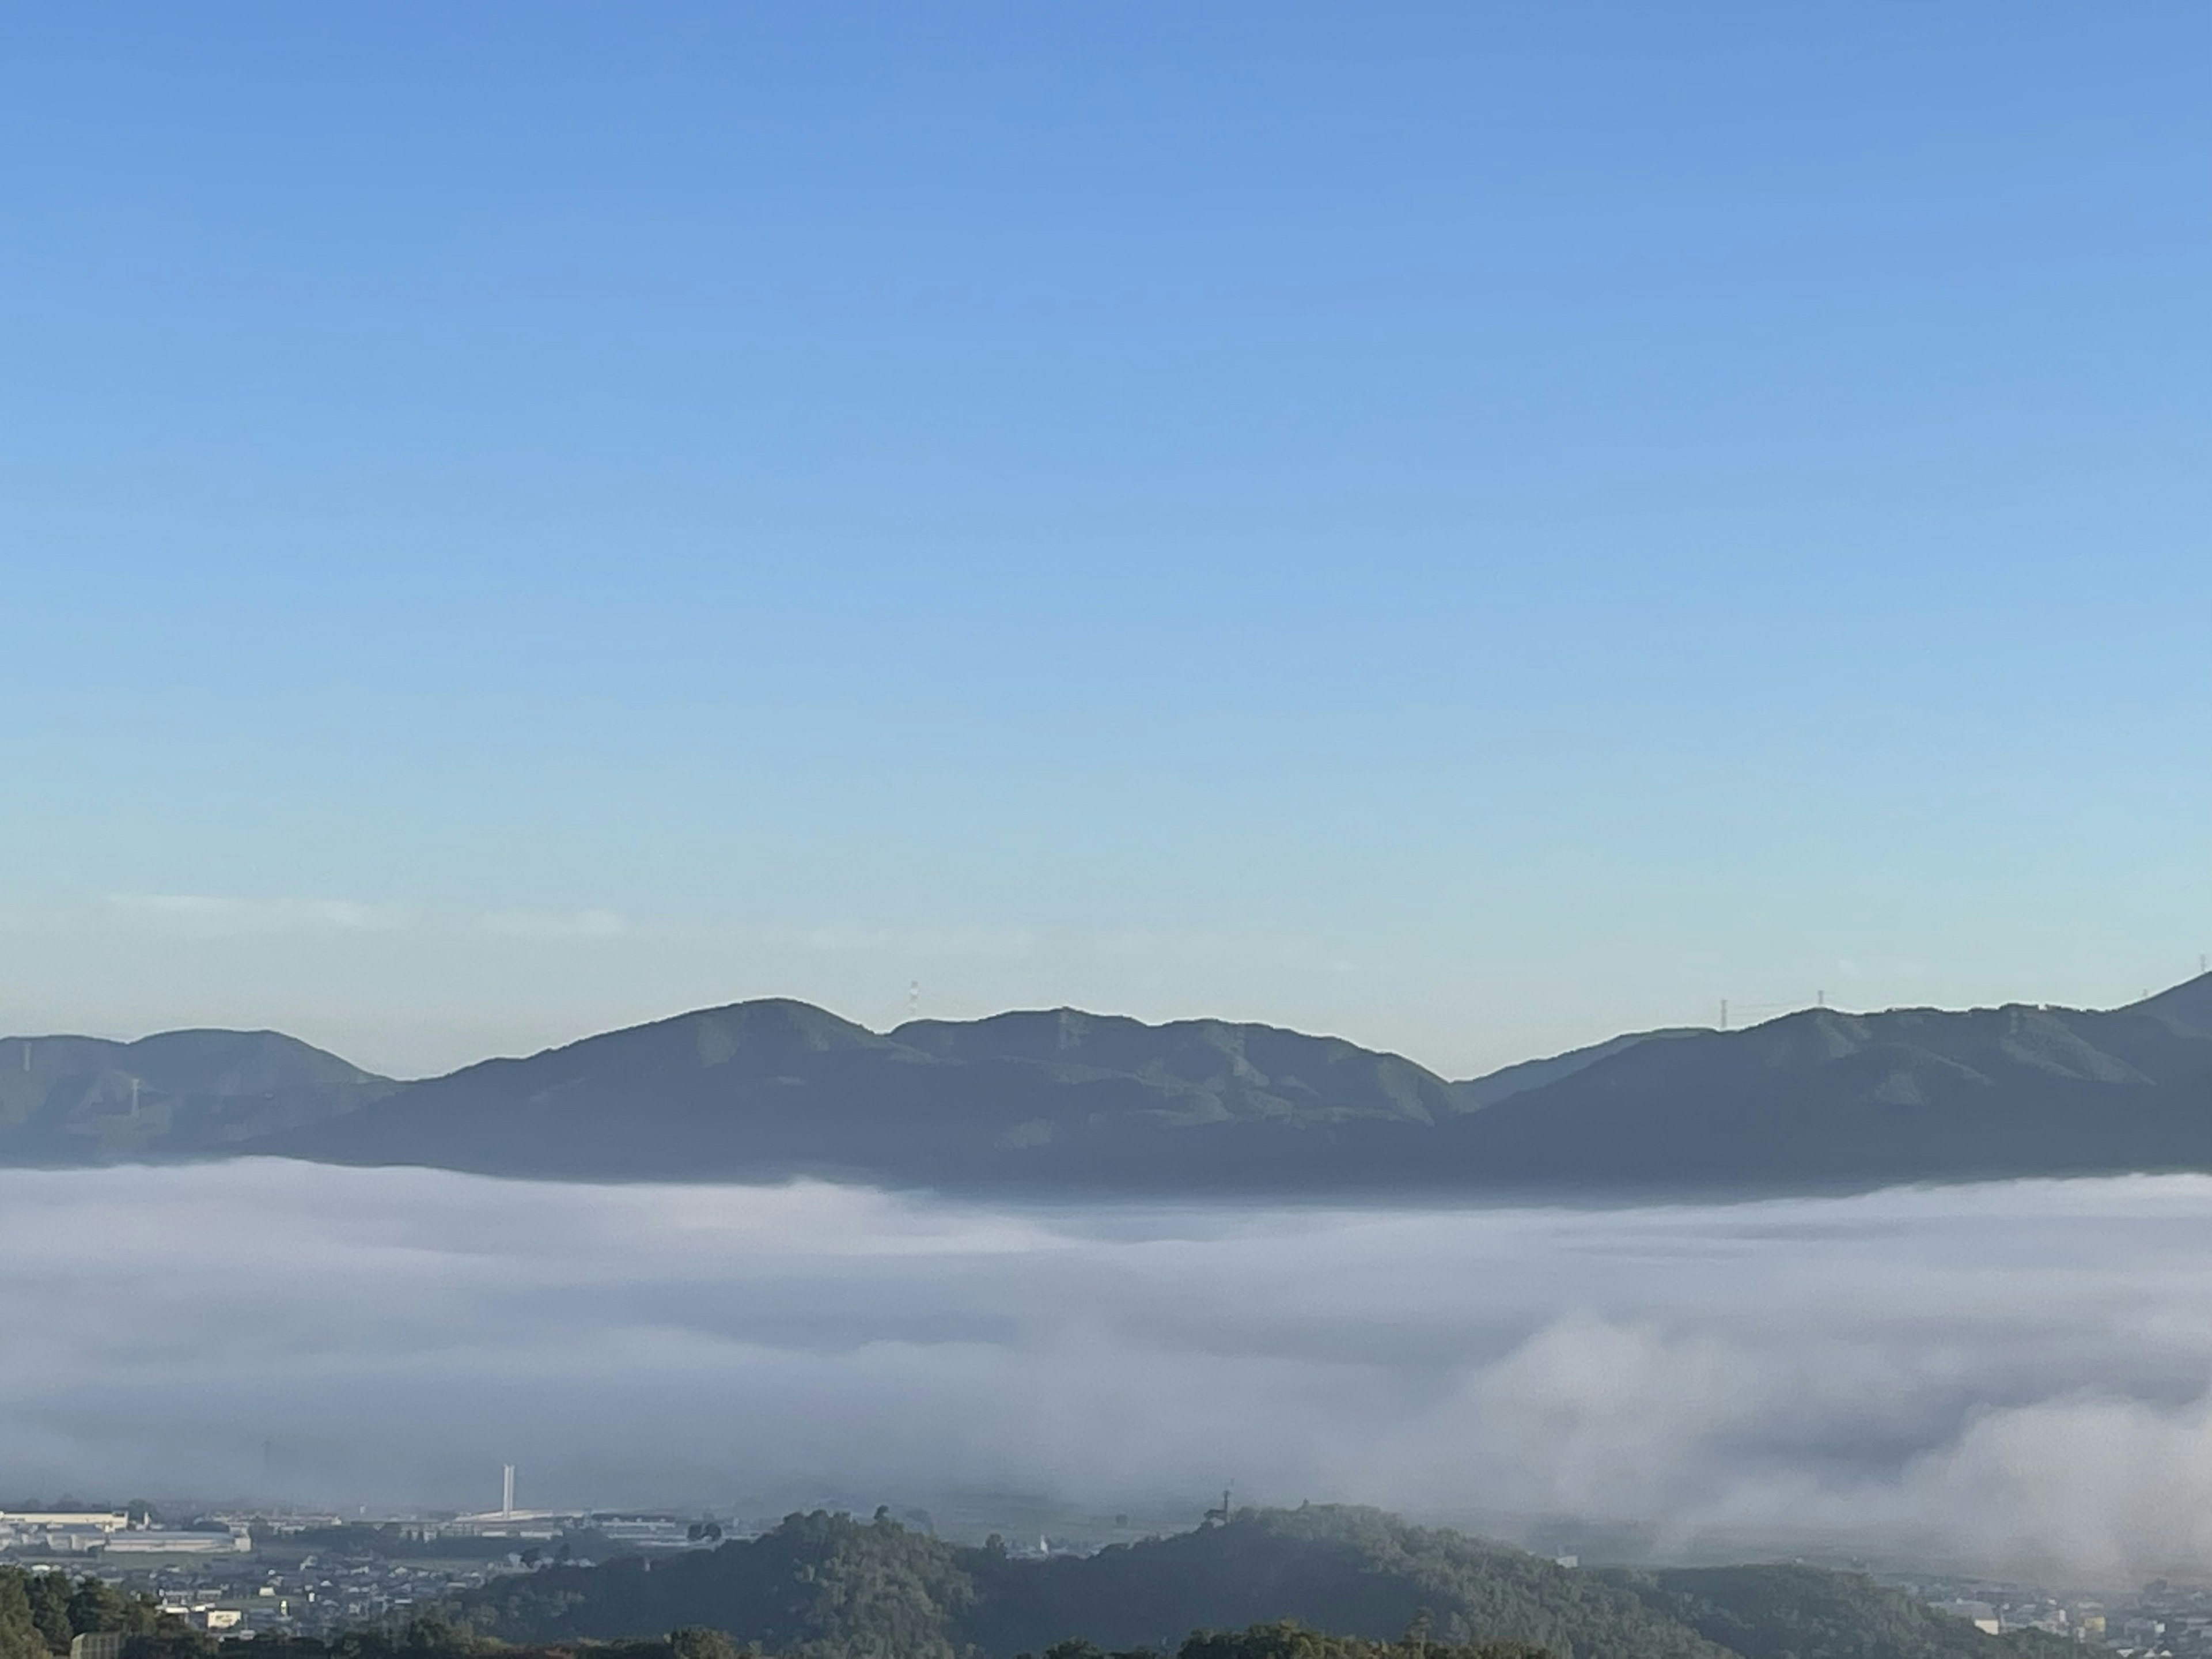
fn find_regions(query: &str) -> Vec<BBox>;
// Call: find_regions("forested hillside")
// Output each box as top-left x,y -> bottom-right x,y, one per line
448,1507 -> 2059,1659
262,972 -> 2212,1192
12,974 -> 2212,1192
1602,1567 -> 2075,1659
0,1031 -> 392,1164
0,1567 -> 204,1659
953,1506 -> 1719,1659
0,1527 -> 2079,1659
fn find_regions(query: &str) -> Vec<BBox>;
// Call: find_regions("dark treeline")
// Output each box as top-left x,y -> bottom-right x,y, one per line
0,1569 -> 202,1659
219,1621 -> 743,1659
1,1510 -> 2084,1659
449,1506 -> 1696,1659
185,1620 -> 1543,1659
445,1506 -> 2073,1659
24,1618 -> 1552,1659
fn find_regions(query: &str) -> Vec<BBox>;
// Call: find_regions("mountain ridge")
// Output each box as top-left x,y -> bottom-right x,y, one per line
6,976 -> 2211,1193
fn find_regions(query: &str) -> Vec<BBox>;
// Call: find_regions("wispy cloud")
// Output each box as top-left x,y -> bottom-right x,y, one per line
479,908 -> 628,940
105,895 -> 632,941
105,894 -> 414,933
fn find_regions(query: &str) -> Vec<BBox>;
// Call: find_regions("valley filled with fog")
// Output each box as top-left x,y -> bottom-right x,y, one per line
11,1162 -> 2212,1584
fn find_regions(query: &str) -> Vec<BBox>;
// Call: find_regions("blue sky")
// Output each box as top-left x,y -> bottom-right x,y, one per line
3,4 -> 2209,1077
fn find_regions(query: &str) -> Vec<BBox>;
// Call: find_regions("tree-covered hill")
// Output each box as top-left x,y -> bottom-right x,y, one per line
955,1506 -> 1724,1659
11,972 -> 2212,1192
1433,991 -> 2212,1190
0,1029 -> 392,1163
457,1509 -> 975,1659
1160,1624 -> 1550,1659
1601,1566 -> 2077,1659
447,1507 -> 2062,1659
0,1529 -> 2080,1659
259,971 -> 2212,1192
266,1002 -> 1478,1188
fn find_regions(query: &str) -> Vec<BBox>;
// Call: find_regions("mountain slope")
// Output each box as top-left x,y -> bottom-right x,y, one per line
1447,993 -> 2212,1188
271,978 -> 2212,1191
1450,1029 -> 1702,1109
450,1508 -> 2062,1659
955,1507 -> 1725,1659
267,1000 -> 1474,1185
453,1508 -> 1727,1659
13,976 -> 2212,1192
892,1009 -> 1460,1127
2126,971 -> 2212,1039
0,1029 -> 393,1162
1603,1565 -> 2072,1659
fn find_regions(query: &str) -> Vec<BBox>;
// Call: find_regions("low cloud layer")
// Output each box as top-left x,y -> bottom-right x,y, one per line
6,1165 -> 2211,1580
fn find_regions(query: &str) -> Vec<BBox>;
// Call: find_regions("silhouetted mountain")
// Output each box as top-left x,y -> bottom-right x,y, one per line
1448,1028 -> 1700,1109
1444,991 -> 2212,1188
893,1009 -> 1457,1125
0,1029 -> 393,1163
449,1506 -> 2068,1659
11,976 -> 2212,1192
263,1000 -> 1472,1185
2126,970 -> 2212,1039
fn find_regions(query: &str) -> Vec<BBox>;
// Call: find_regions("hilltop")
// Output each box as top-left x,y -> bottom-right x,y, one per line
0,1029 -> 393,1164
446,1505 -> 2073,1659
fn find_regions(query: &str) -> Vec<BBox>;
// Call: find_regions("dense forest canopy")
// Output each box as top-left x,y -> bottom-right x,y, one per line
0,1508 -> 2084,1659
446,1506 -> 2067,1659
0,1569 -> 203,1659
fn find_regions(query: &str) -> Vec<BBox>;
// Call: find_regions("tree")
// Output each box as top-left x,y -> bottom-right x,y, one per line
668,1628 -> 743,1659
66,1579 -> 154,1639
1012,1640 -> 1158,1659
26,1575 -> 73,1653
0,1573 -> 47,1659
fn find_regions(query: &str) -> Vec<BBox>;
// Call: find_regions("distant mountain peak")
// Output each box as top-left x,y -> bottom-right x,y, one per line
0,1028 -> 390,1161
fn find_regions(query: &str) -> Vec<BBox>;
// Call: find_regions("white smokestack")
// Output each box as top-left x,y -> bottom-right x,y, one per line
502,1463 -> 514,1518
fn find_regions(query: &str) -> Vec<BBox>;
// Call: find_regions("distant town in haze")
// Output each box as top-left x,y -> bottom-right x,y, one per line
3,1472 -> 2199,1659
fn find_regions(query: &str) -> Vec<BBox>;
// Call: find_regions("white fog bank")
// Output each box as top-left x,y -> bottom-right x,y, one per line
7,1162 -> 2212,1581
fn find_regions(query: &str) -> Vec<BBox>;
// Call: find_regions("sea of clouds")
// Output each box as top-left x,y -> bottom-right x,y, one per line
8,1161 -> 2212,1581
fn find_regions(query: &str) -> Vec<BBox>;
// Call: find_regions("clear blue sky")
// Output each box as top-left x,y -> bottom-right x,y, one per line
3,4 -> 2208,1078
